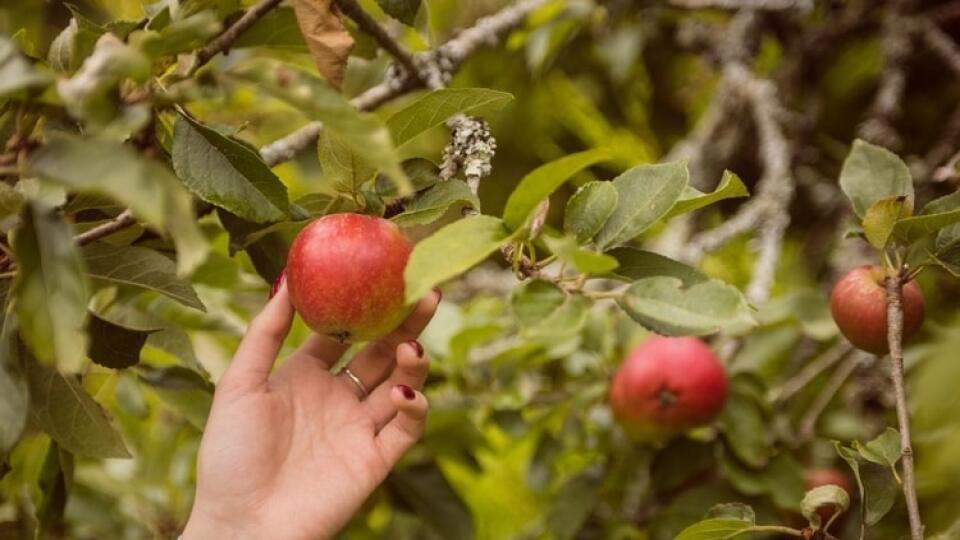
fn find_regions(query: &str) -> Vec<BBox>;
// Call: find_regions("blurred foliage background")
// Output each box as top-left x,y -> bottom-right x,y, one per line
3,0 -> 960,539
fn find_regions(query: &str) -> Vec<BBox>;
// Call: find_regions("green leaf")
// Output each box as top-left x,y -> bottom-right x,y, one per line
231,7 -> 307,51
24,356 -> 130,458
893,191 -> 960,243
318,128 -> 378,197
0,314 -> 28,455
503,149 -> 611,231
172,113 -> 290,223
547,470 -> 603,540
664,170 -> 749,220
82,243 -> 205,311
855,427 -> 901,467
563,180 -> 617,243
376,0 -> 422,25
12,203 -> 88,372
47,7 -> 104,73
673,519 -> 752,540
839,139 -> 914,219
137,365 -> 213,430
606,248 -> 707,285
86,313 -> 157,369
617,276 -> 754,336
835,443 -> 899,526
0,182 -> 24,220
391,181 -> 480,227
233,60 -> 411,195
705,503 -> 756,523
293,192 -> 360,217
595,161 -> 690,250
376,158 -> 440,197
541,234 -> 618,275
0,36 -> 52,99
27,134 -> 207,275
862,196 -> 910,249
510,280 -> 590,340
387,88 -> 514,147
801,485 -> 850,529
719,394 -> 771,468
404,215 -> 516,303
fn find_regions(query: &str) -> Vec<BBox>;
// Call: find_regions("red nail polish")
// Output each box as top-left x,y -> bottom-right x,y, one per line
433,287 -> 442,301
408,340 -> 424,357
270,269 -> 286,299
398,384 -> 416,400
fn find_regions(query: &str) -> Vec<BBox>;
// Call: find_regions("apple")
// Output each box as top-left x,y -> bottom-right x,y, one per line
805,467 -> 854,525
285,213 -> 413,342
609,336 -> 729,440
830,266 -> 925,355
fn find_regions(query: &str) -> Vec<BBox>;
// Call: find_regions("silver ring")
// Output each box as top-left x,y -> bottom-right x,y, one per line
340,367 -> 368,399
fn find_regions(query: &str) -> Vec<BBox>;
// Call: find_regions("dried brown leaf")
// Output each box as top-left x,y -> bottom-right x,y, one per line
291,0 -> 354,89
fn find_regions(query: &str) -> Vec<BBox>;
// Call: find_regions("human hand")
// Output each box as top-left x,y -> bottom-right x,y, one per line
182,282 -> 441,540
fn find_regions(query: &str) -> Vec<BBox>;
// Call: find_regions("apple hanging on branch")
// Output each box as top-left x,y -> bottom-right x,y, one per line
285,213 -> 413,343
609,336 -> 729,441
830,265 -> 925,355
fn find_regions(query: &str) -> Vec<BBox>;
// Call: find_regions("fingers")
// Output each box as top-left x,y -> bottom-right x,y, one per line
365,341 -> 429,428
338,290 -> 440,394
375,385 -> 428,465
220,282 -> 294,394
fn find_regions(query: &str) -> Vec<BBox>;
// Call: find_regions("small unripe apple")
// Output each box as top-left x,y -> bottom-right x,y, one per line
830,266 -> 925,355
286,213 -> 412,342
609,336 -> 729,440
805,467 -> 853,524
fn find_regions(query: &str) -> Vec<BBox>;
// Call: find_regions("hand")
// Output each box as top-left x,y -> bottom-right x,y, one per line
182,282 -> 441,540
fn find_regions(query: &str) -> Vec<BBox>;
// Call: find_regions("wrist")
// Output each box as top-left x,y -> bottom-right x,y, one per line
181,506 -> 262,540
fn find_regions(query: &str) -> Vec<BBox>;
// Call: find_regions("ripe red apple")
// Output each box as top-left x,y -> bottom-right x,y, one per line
286,213 -> 412,342
609,336 -> 729,440
830,266 -> 925,355
804,467 -> 854,525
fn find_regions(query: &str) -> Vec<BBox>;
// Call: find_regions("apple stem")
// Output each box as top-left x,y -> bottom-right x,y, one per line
885,270 -> 924,540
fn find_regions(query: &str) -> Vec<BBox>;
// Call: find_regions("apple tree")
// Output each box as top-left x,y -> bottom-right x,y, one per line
2,0 -> 960,539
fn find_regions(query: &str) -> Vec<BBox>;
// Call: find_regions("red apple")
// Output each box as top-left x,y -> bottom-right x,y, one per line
830,266 -> 925,355
609,336 -> 729,440
286,213 -> 413,342
805,467 -> 854,525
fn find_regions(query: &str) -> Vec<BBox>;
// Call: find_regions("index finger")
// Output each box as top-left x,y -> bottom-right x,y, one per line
219,282 -> 295,393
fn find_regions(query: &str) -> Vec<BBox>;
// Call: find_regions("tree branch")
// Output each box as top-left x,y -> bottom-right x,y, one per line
193,0 -> 283,71
886,271 -> 924,540
859,7 -> 912,149
919,18 -> 960,77
74,210 -> 136,246
257,0 -> 548,165
668,0 -> 812,10
333,0 -> 429,86
771,341 -> 853,403
799,352 -> 869,441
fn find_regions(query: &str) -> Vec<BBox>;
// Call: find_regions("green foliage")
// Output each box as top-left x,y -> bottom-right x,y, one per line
1,0 -> 960,538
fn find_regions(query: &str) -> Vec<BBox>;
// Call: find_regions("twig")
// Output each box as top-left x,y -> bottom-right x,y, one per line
333,0 -> 428,86
885,271 -> 924,540
916,101 -> 960,182
859,8 -> 912,149
799,353 -> 869,441
258,0 -> 548,165
919,18 -> 960,77
926,1 -> 960,23
193,0 -> 283,70
668,0 -> 813,10
74,210 -> 136,246
771,341 -> 853,402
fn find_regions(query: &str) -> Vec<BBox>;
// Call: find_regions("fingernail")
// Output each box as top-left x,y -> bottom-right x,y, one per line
398,384 -> 416,400
407,340 -> 424,357
433,287 -> 442,301
270,269 -> 286,299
